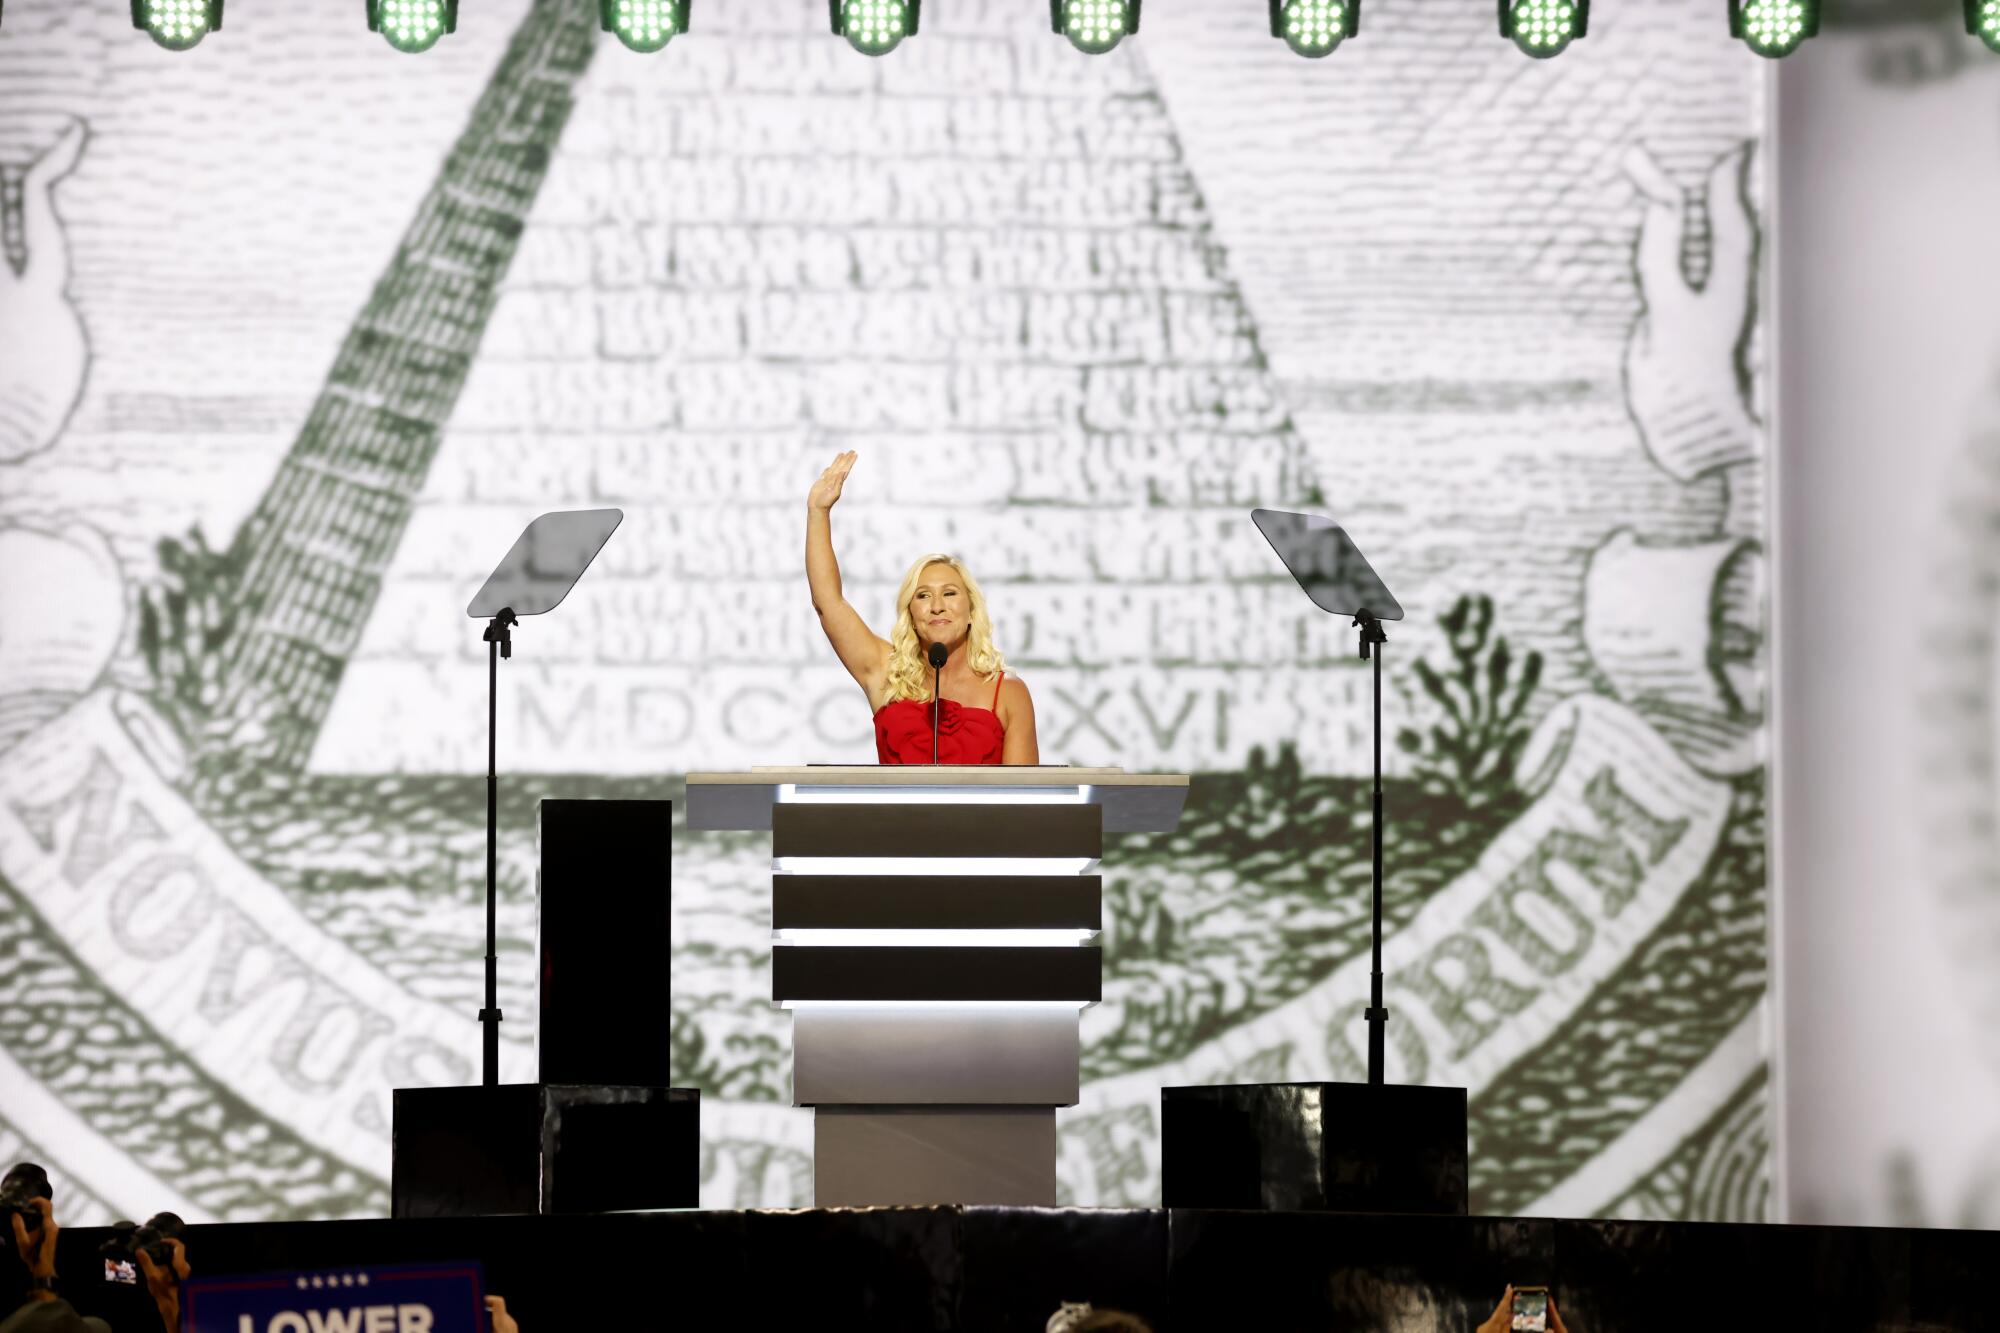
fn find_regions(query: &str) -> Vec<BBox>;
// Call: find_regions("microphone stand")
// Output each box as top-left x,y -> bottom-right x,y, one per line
930,646 -> 945,765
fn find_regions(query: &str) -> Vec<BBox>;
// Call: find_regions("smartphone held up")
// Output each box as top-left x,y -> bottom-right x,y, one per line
1511,1286 -> 1550,1332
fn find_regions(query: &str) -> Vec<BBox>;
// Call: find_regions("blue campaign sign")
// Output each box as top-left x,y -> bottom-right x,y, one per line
182,1262 -> 487,1333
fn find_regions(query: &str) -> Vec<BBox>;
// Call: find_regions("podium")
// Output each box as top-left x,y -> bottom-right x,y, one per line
688,766 -> 1188,1207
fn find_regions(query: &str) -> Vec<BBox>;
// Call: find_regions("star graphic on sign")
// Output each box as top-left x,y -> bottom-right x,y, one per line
311,1276 -> 324,1288
295,1278 -> 308,1290
356,1274 -> 369,1287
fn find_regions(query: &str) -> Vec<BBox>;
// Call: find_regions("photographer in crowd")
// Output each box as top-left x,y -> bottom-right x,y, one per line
2,1164 -> 186,1333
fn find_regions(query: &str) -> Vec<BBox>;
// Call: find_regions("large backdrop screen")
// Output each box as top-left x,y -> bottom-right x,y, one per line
0,0 -> 1766,1219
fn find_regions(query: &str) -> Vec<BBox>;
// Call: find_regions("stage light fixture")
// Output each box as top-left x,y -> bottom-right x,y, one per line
1500,0 -> 1586,56
602,0 -> 688,51
1966,0 -> 2000,51
368,0 -> 457,53
1053,0 -> 1139,53
830,0 -> 919,55
131,0 -> 222,50
1271,0 -> 1358,55
1729,0 -> 1817,56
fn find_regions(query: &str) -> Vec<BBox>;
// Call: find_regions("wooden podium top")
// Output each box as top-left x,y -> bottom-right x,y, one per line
685,767 -> 1189,833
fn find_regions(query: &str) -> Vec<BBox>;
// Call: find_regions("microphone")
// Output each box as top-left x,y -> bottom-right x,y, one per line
928,641 -> 948,764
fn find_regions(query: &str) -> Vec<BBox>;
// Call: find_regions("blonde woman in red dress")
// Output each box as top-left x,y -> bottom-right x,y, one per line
806,451 -> 1040,765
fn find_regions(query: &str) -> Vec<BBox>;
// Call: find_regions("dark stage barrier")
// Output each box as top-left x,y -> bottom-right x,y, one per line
26,1207 -> 1995,1331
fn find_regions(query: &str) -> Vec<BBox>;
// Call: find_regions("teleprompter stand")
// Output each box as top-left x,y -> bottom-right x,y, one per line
391,511 -> 700,1216
467,509 -> 625,1089
1159,509 -> 1466,1214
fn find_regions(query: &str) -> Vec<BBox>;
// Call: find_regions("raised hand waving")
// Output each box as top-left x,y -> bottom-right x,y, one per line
808,450 -> 858,512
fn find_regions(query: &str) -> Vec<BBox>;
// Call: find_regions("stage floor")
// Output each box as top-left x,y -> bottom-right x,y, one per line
42,1206 -> 1998,1331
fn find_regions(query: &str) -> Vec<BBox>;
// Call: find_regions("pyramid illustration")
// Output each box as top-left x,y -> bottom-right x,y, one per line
213,0 -> 1321,780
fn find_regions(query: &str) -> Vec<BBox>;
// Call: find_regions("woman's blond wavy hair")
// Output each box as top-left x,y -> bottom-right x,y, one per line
880,553 -> 1008,704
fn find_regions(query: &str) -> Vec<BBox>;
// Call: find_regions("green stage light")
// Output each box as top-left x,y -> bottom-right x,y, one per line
832,0 -> 919,56
1966,0 -> 2000,51
131,0 -> 222,50
1053,0 -> 1140,53
368,0 -> 458,53
602,0 -> 688,52
1272,0 -> 1358,56
1501,0 -> 1586,56
1729,0 -> 1817,56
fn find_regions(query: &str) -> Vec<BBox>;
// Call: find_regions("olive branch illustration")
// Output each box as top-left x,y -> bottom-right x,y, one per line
136,524 -> 249,751
1396,593 -> 1543,811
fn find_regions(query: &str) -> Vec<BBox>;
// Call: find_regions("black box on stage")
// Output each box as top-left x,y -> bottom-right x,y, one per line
538,798 -> 672,1085
390,797 -> 694,1218
1160,1081 -> 1468,1214
391,1084 -> 699,1217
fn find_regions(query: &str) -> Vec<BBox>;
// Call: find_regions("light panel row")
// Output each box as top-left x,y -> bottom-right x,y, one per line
4,0 -> 1986,62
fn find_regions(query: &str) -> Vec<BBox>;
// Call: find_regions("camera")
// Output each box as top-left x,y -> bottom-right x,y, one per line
130,1211 -> 186,1268
0,1163 -> 51,1237
99,1221 -> 140,1287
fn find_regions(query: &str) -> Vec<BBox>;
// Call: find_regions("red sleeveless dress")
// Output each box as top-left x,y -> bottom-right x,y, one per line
874,672 -> 1007,765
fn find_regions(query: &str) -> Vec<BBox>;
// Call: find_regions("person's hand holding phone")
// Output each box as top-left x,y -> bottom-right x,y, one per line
1478,1287 -> 1571,1333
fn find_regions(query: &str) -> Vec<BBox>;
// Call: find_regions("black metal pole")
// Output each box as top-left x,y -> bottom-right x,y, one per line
1360,612 -> 1388,1086
479,609 -> 514,1087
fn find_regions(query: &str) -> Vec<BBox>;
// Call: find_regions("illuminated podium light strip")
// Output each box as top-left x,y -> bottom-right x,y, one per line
780,999 -> 1087,1011
777,782 -> 1094,805
687,768 -> 1185,835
